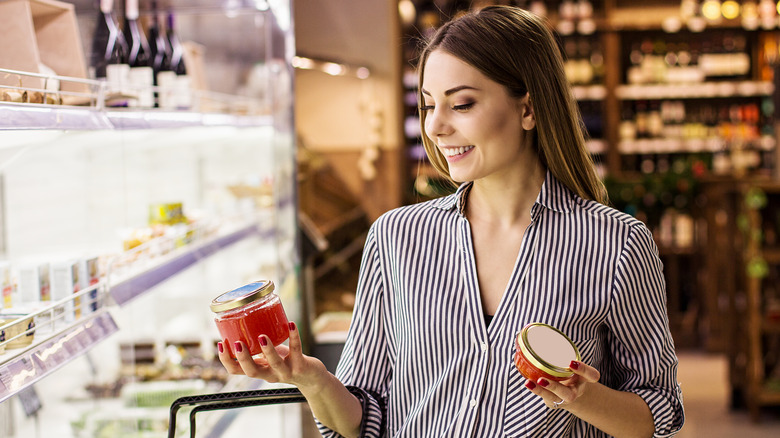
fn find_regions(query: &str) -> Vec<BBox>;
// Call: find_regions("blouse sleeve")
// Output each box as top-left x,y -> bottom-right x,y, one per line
317,224 -> 390,437
607,223 -> 685,437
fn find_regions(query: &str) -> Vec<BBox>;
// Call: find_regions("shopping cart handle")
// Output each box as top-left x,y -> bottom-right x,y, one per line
168,387 -> 306,438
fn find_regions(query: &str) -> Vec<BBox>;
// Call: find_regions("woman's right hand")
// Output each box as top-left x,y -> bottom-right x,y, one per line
217,321 -> 330,391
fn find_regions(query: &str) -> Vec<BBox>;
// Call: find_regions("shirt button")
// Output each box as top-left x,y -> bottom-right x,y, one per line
481,342 -> 488,352
470,399 -> 477,408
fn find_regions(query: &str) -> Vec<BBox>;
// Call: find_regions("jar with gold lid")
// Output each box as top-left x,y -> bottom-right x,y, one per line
210,280 -> 289,356
514,322 -> 581,382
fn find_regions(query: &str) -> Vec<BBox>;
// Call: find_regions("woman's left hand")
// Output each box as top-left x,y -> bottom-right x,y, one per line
524,360 -> 601,410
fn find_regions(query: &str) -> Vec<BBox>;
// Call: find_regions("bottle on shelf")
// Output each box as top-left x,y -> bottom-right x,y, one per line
124,0 -> 154,108
146,1 -> 170,108
160,11 -> 191,110
91,0 -> 129,101
147,1 -> 171,83
166,13 -> 187,77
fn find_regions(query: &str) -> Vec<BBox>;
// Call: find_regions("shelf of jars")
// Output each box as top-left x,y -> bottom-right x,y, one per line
0,211 -> 281,403
0,67 -> 271,129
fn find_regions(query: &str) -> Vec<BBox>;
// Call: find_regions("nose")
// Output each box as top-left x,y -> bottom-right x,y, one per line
424,107 -> 452,140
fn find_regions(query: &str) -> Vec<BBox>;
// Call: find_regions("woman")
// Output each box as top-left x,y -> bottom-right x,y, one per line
218,6 -> 684,437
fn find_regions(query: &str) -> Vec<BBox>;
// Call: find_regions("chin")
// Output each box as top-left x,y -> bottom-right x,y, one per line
448,174 -> 470,184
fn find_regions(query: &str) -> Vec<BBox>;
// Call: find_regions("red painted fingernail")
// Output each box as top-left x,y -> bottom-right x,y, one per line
570,361 -> 579,370
537,378 -> 549,387
525,380 -> 536,390
259,336 -> 268,347
234,342 -> 242,353
289,321 -> 296,331
218,342 -> 224,354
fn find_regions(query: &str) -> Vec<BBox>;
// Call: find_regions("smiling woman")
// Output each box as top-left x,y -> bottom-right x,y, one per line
219,6 -> 685,438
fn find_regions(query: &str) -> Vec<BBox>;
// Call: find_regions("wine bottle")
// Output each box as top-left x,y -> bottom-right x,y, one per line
124,0 -> 154,107
148,1 -> 170,80
166,12 -> 187,76
91,0 -> 128,79
164,11 -> 192,110
124,0 -> 150,68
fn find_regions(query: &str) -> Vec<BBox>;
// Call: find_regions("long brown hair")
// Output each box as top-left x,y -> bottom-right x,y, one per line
417,6 -> 607,204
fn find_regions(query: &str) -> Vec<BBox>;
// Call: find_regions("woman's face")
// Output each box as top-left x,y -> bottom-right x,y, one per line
421,49 -> 535,183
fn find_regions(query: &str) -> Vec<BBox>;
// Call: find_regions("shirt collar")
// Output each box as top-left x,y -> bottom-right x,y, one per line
432,171 -> 575,216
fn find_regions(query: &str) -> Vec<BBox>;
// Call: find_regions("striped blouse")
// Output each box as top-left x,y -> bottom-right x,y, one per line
318,172 -> 684,437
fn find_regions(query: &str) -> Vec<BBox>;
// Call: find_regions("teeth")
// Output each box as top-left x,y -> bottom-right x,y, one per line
443,146 -> 473,157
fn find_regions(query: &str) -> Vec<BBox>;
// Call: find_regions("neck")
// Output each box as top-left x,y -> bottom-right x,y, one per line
466,159 -> 546,227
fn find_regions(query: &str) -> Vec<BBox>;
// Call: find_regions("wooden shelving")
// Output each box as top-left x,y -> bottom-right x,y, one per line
739,182 -> 780,420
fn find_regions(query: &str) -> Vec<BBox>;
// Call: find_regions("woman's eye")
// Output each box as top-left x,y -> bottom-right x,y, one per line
453,102 -> 474,111
419,104 -> 435,112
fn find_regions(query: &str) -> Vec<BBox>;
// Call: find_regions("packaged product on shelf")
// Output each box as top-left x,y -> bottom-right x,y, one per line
50,261 -> 80,323
148,202 -> 186,225
156,71 -> 177,110
1,262 -> 12,309
0,88 -> 27,103
120,379 -> 207,408
17,263 -> 50,302
0,313 -> 35,349
78,257 -> 101,314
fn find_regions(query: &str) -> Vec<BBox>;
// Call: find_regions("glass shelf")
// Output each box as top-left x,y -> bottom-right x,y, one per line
617,81 -> 775,100
0,310 -> 118,404
0,212 -> 282,403
0,103 -> 272,132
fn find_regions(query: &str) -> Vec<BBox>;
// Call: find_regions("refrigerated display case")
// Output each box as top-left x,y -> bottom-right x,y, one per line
0,0 -> 301,436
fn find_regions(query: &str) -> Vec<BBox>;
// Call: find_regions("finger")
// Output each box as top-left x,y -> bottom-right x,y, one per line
274,344 -> 291,357
537,378 -> 575,405
569,360 -> 600,383
287,321 -> 302,355
217,340 -> 244,375
258,334 -> 285,369
524,379 -> 563,408
234,340 -> 263,377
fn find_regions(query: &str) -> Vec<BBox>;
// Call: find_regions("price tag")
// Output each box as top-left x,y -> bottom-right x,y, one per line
4,357 -> 37,392
33,337 -> 69,369
0,367 -> 11,391
17,385 -> 42,417
69,325 -> 91,352
0,377 -> 7,400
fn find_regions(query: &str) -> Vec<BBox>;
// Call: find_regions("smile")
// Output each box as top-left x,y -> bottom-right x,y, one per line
441,146 -> 474,157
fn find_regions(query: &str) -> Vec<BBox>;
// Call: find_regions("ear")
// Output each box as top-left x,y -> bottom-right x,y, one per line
518,94 -> 536,131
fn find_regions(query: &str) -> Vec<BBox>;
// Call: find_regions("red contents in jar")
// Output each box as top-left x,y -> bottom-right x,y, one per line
514,334 -> 570,382
215,298 -> 289,356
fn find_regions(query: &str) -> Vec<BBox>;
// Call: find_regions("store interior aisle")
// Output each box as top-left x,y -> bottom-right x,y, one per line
676,351 -> 780,437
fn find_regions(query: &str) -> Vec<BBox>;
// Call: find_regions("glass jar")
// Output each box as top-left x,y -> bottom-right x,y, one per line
210,280 -> 289,356
514,322 -> 580,382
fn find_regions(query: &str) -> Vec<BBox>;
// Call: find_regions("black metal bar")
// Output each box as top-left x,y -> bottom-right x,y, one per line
168,387 -> 306,438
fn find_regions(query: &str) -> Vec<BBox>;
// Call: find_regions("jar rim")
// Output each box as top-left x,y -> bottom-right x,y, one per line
210,280 -> 275,313
518,322 -> 581,378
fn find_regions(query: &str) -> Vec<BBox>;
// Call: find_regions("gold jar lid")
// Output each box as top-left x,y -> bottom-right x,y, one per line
518,322 -> 581,378
210,280 -> 275,313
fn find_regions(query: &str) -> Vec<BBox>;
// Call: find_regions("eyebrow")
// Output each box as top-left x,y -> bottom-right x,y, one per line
421,85 -> 479,96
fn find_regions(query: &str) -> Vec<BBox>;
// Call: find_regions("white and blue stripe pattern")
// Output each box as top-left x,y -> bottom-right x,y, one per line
318,172 -> 684,437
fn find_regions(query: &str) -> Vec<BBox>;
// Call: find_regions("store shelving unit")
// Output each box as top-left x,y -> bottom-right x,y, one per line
738,182 -> 780,420
0,1 -> 299,436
